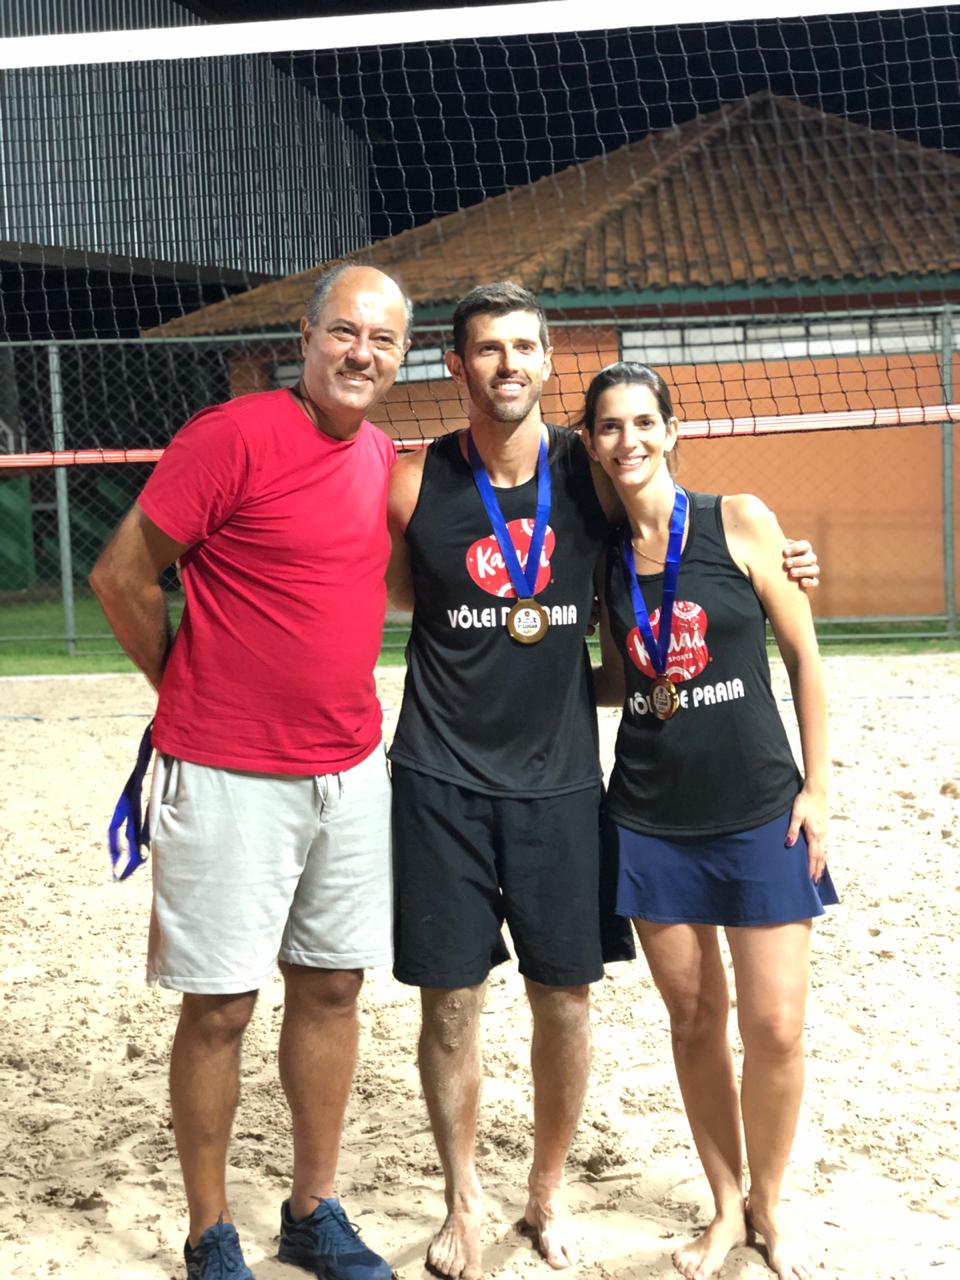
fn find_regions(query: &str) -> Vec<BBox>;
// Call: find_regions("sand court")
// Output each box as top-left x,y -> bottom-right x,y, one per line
0,655 -> 957,1278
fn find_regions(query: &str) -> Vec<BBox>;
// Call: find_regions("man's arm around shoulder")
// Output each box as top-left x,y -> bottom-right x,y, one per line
89,505 -> 190,690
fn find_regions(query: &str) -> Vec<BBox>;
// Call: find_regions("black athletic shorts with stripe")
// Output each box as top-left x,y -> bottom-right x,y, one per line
391,766 -> 635,989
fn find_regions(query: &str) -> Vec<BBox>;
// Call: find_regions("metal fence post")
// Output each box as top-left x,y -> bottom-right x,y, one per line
942,307 -> 957,637
48,344 -> 77,656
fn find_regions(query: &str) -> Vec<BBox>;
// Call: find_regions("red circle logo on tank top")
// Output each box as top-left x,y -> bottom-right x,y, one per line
466,521 -> 556,598
626,601 -> 710,681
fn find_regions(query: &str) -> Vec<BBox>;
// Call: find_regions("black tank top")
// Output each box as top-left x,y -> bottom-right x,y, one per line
389,424 -> 611,796
604,492 -> 801,836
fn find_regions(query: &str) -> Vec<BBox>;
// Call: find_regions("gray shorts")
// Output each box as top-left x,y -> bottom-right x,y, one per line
146,746 -> 393,993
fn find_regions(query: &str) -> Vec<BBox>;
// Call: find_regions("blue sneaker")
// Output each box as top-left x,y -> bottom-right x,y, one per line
278,1198 -> 392,1280
184,1218 -> 254,1279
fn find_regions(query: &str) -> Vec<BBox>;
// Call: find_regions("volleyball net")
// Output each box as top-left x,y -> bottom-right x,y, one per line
0,1 -> 957,639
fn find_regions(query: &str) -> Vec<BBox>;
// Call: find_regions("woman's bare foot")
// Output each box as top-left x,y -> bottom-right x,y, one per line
523,1185 -> 579,1270
746,1200 -> 813,1280
427,1195 -> 484,1280
672,1201 -> 749,1280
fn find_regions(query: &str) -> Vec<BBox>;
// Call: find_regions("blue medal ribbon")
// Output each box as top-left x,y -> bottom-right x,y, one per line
620,487 -> 688,676
108,721 -> 154,881
467,431 -> 551,600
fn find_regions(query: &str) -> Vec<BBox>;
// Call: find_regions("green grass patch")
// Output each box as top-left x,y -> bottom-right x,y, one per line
2,594 -> 956,678
0,593 -> 133,675
0,593 -> 413,676
0,651 -> 140,677
0,591 -> 179,677
802,617 -> 959,656
0,593 -> 120,644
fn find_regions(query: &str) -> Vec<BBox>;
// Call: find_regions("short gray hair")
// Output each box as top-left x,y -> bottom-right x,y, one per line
305,262 -> 414,340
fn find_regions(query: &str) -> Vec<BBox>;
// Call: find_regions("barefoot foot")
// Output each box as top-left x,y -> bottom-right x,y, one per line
745,1201 -> 813,1280
426,1201 -> 484,1280
522,1188 -> 580,1271
672,1204 -> 749,1280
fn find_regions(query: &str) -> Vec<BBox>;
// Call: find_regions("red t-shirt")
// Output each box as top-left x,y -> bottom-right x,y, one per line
139,390 -> 395,774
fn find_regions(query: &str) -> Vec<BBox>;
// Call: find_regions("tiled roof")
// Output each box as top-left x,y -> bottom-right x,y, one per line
151,92 -> 960,336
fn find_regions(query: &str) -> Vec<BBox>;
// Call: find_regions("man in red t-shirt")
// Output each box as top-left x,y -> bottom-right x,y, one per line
91,265 -> 410,1280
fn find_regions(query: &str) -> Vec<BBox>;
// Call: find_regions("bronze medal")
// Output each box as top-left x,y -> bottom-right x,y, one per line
468,432 -> 553,649
649,674 -> 679,720
620,490 -> 689,723
507,598 -> 549,645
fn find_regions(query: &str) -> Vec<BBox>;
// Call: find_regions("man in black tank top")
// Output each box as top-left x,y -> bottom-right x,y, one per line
386,283 -> 820,1279
387,283 -> 628,1277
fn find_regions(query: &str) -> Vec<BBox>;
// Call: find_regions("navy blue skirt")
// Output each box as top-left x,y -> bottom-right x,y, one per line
615,808 -> 839,927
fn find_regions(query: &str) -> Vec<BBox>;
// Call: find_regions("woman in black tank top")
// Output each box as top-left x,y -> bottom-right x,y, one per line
583,362 -> 837,1280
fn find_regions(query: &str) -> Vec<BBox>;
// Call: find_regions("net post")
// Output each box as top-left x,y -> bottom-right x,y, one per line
48,344 -> 77,656
941,306 -> 957,639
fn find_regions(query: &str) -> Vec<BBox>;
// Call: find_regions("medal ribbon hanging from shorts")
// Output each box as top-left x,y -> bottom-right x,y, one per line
621,487 -> 689,720
108,721 -> 154,881
467,431 -> 551,644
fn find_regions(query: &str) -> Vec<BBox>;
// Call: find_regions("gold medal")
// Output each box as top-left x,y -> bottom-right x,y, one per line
506,599 -> 549,645
650,674 -> 679,720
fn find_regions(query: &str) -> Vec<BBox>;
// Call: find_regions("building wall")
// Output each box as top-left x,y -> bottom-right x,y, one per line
666,354 -> 946,422
218,325 -> 955,621
0,0 -> 196,34
680,423 -> 954,619
0,0 -> 370,277
660,352 -> 958,619
368,336 -> 958,620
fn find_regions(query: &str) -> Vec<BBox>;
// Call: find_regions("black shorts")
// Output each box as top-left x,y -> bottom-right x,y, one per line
391,767 -> 635,989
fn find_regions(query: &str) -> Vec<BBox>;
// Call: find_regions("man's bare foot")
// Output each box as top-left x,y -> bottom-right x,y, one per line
672,1203 -> 749,1280
522,1187 -> 579,1270
426,1199 -> 484,1280
746,1200 -> 813,1280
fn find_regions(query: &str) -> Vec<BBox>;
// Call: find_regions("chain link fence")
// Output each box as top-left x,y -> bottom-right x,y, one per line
1,309 -> 957,666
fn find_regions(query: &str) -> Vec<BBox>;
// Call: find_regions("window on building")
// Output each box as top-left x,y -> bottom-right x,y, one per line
396,346 -> 448,383
620,313 -> 939,366
271,361 -> 302,389
270,345 -> 449,388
